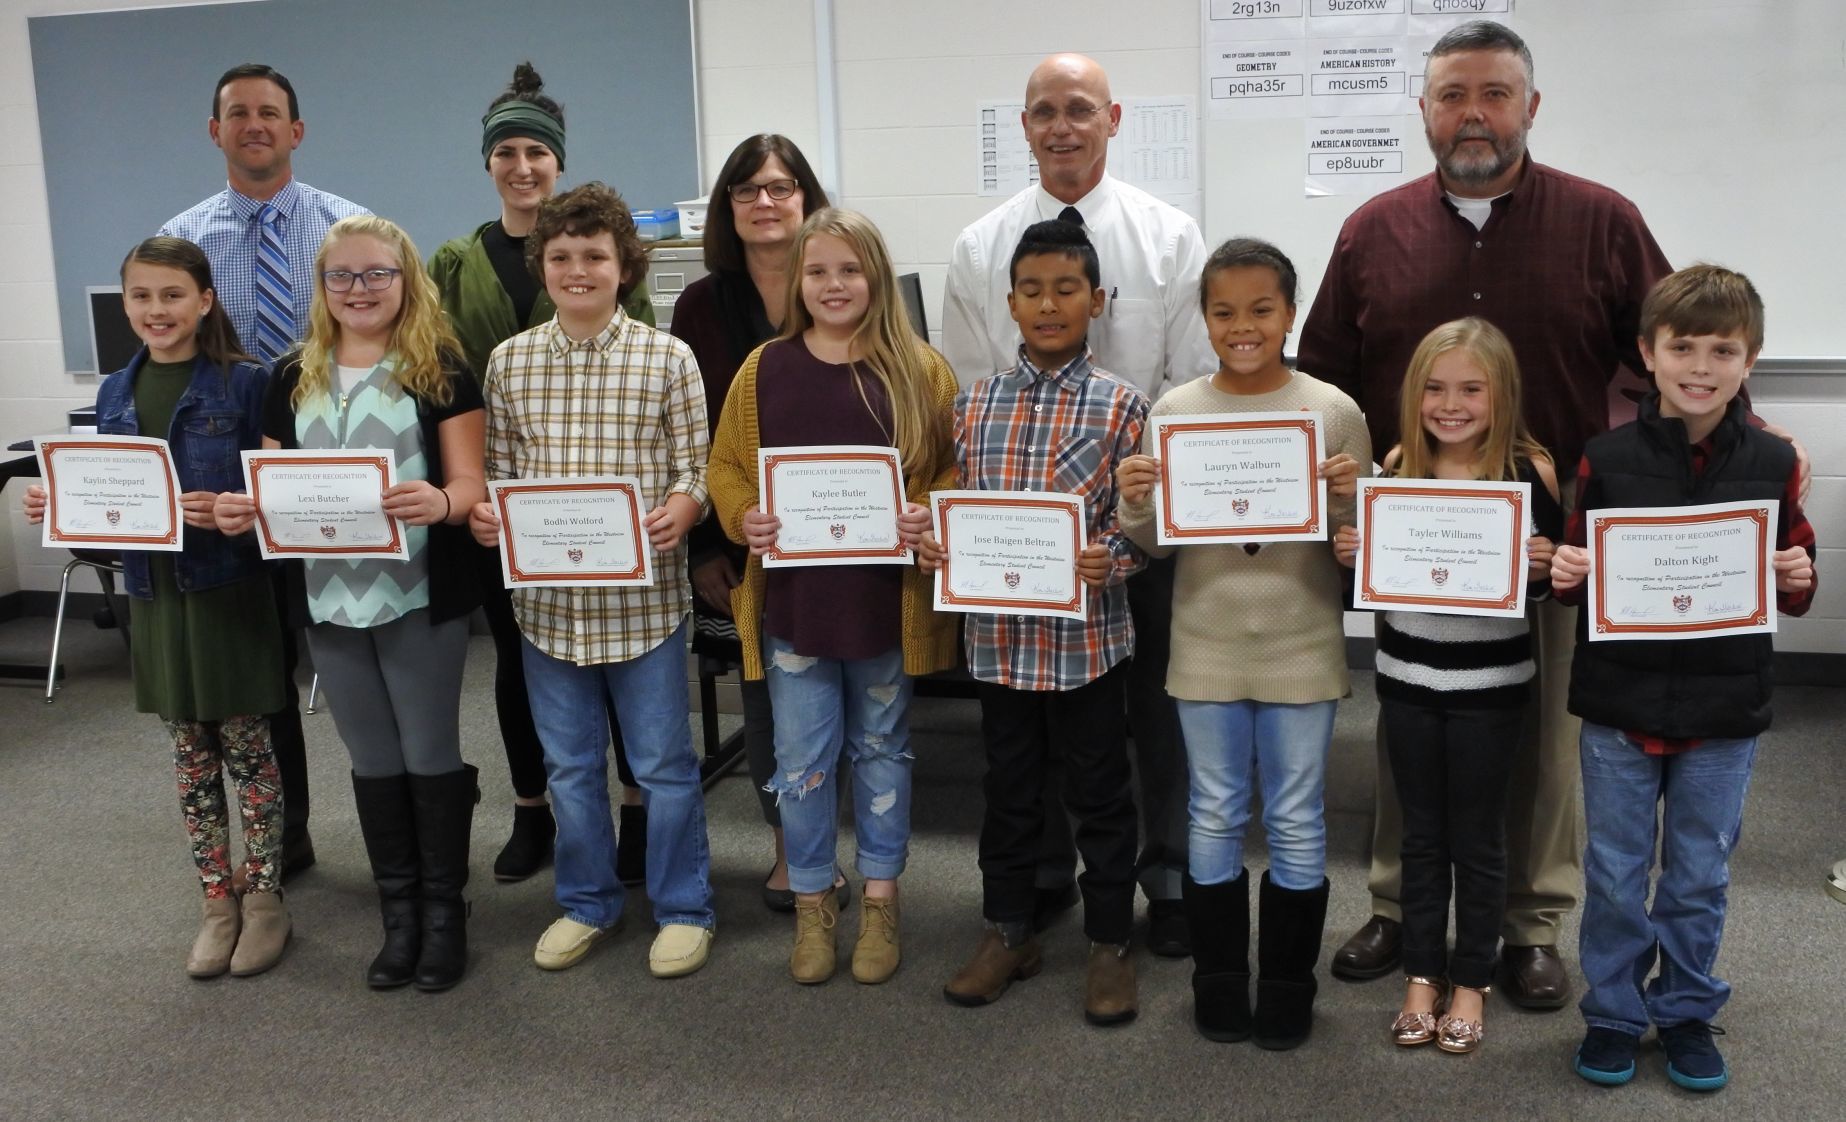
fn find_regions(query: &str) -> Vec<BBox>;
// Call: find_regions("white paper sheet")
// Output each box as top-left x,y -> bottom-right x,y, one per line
975,100 -> 1037,197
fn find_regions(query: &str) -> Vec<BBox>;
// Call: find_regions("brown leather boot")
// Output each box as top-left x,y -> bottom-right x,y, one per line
229,890 -> 292,976
186,895 -> 241,978
1085,942 -> 1138,1026
943,927 -> 1041,1006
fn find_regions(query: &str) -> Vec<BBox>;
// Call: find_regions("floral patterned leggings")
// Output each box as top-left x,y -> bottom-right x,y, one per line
164,716 -> 283,899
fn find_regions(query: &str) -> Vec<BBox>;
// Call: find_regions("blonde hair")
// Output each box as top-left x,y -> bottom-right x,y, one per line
780,208 -> 946,483
1393,317 -> 1548,483
293,215 -> 461,408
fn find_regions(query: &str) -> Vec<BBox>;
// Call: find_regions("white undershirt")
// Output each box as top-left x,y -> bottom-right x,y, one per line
333,363 -> 371,399
1446,190 -> 1507,231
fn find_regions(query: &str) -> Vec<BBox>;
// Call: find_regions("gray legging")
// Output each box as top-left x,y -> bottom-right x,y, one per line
305,609 -> 469,777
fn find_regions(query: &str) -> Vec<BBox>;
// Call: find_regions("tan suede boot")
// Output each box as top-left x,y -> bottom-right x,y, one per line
186,896 -> 241,978
1084,942 -> 1138,1026
229,890 -> 291,976
943,926 -> 1042,1006
789,891 -> 838,984
851,893 -> 901,984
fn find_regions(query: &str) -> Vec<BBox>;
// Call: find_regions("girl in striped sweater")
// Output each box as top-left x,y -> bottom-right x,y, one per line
1334,318 -> 1563,1054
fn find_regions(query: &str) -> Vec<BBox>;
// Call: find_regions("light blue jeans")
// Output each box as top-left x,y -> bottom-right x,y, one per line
1177,699 -> 1338,890
762,637 -> 914,895
1578,721 -> 1756,1036
521,622 -> 713,931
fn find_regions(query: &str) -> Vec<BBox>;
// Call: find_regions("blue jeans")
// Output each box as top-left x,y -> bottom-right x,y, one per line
1177,699 -> 1337,890
1578,721 -> 1755,1036
521,622 -> 713,930
762,637 -> 913,895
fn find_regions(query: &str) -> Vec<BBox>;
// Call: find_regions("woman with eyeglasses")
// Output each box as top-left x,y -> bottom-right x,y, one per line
667,134 -> 834,912
430,62 -> 656,888
215,215 -> 487,992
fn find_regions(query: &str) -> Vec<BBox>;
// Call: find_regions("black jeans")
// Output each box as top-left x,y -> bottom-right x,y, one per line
1381,697 -> 1522,988
979,663 -> 1138,944
475,544 -> 634,798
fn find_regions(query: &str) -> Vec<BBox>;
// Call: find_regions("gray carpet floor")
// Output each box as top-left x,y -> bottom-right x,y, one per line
1,617 -> 1842,1120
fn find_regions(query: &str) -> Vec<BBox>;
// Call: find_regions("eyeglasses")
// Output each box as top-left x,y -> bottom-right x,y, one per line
321,268 -> 403,293
728,178 -> 799,204
1025,101 -> 1110,126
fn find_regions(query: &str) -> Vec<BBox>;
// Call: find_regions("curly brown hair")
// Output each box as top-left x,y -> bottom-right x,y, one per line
525,181 -> 649,304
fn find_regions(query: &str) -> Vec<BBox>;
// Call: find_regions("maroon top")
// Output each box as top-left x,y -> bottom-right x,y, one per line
1297,158 -> 1673,476
671,272 -> 775,569
757,336 -> 904,660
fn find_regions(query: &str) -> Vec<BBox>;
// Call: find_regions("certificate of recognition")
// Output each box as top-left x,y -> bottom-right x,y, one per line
1152,412 -> 1327,545
1586,500 -> 1776,642
932,489 -> 1086,621
36,434 -> 183,551
487,476 -> 653,589
240,449 -> 408,561
1353,478 -> 1531,619
758,445 -> 911,568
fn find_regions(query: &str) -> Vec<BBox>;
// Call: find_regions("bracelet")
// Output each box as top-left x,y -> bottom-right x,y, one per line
440,488 -> 452,522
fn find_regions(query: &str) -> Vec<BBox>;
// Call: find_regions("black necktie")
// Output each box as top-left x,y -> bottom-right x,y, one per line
1058,205 -> 1083,226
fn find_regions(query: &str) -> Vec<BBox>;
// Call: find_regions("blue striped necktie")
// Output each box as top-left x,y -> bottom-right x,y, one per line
253,203 -> 294,364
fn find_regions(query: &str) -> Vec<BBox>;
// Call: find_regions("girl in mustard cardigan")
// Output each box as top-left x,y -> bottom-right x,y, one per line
708,208 -> 957,987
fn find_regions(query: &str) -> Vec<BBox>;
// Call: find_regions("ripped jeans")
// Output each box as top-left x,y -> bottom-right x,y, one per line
762,637 -> 914,895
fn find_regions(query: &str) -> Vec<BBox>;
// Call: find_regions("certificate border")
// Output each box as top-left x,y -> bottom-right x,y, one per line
39,438 -> 182,547
493,480 -> 650,584
761,450 -> 909,562
1590,507 -> 1772,636
935,494 -> 1084,615
246,453 -> 405,557
1155,417 -> 1322,539
1356,482 -> 1526,612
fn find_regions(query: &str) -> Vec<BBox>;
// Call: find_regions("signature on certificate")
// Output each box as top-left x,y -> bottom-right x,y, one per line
1381,573 -> 1416,589
1708,600 -> 1746,614
1460,578 -> 1497,594
1617,605 -> 1659,619
1262,505 -> 1302,520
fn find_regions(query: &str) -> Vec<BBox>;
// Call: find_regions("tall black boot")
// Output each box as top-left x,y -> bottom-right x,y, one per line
351,772 -> 419,989
1253,872 -> 1330,1051
616,802 -> 648,888
408,764 -> 477,993
1182,869 -> 1251,1042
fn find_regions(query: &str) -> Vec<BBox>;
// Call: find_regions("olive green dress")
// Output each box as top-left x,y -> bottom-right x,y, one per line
128,359 -> 285,721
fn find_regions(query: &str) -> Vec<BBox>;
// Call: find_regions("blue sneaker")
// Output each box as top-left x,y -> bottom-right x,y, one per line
1659,1021 -> 1729,1092
1574,1027 -> 1640,1086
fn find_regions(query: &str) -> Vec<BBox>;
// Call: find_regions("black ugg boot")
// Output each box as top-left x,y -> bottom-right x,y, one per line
408,764 -> 477,993
351,772 -> 419,989
616,802 -> 648,888
493,802 -> 555,883
1252,872 -> 1330,1051
1182,869 -> 1251,1042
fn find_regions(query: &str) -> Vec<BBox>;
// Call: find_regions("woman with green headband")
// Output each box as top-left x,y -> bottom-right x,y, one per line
430,61 -> 652,886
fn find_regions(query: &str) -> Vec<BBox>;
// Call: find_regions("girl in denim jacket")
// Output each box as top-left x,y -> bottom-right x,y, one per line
25,237 -> 290,977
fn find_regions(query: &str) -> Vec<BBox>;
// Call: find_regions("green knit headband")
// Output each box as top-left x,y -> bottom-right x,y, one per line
481,102 -> 566,170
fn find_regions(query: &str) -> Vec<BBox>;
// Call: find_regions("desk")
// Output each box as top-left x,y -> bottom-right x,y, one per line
0,446 -> 61,685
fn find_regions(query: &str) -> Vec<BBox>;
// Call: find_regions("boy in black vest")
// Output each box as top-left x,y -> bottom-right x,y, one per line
1550,264 -> 1816,1093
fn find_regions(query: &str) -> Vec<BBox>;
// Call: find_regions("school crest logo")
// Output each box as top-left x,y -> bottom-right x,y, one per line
829,523 -> 846,540
1430,567 -> 1449,586
1673,594 -> 1693,614
1231,498 -> 1250,517
1003,571 -> 1021,589
319,525 -> 337,540
567,548 -> 584,564
105,509 -> 121,525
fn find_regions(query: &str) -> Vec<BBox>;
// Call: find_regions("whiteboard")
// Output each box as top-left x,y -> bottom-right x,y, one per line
1203,2 -> 1846,358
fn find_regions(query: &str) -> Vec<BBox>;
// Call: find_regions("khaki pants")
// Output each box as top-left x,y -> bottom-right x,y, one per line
1364,595 -> 1585,945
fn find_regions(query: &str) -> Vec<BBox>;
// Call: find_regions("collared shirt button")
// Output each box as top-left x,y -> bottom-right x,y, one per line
1474,240 -> 1483,249
1033,404 -> 1043,412
1472,292 -> 1482,300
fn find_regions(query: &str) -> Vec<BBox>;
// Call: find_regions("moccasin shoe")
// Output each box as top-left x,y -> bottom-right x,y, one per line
186,895 -> 241,978
228,890 -> 291,977
790,892 -> 839,984
534,916 -> 615,971
943,928 -> 1042,1006
649,923 -> 714,978
851,894 -> 900,984
1084,942 -> 1138,1026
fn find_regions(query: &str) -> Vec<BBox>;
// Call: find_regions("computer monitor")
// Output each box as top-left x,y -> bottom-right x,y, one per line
86,286 -> 140,375
896,272 -> 928,340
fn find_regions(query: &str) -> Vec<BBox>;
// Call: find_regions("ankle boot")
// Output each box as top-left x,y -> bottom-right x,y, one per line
228,890 -> 291,976
409,764 -> 477,992
493,802 -> 554,883
1253,872 -> 1330,1051
186,895 -> 242,978
352,771 -> 420,989
1183,869 -> 1251,1042
616,802 -> 648,887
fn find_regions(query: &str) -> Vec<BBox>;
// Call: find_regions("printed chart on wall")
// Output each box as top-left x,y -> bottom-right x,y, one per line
1201,0 -> 1516,196
975,97 -> 1202,222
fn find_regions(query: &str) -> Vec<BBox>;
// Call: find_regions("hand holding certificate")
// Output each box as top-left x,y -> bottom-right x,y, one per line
240,449 -> 408,561
758,445 -> 911,568
1151,412 -> 1327,545
1352,478 -> 1531,618
932,490 -> 1086,621
35,435 -> 183,551
487,477 -> 654,589
1586,501 -> 1776,641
